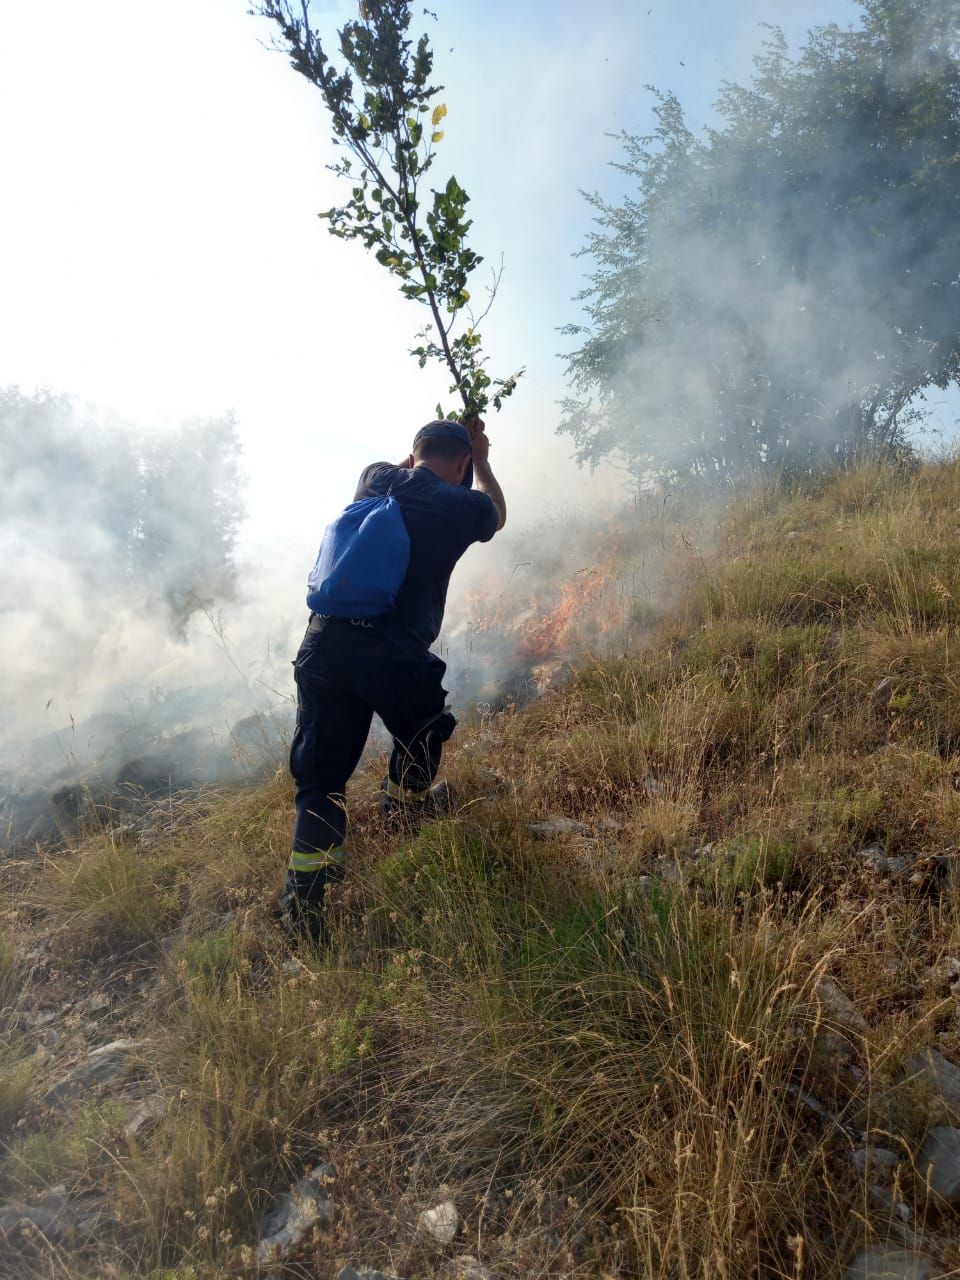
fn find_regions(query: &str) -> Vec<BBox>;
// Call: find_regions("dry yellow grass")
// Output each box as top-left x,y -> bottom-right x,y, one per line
5,458 -> 960,1277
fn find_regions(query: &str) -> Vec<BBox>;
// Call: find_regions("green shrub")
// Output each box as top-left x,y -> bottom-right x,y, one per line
698,836 -> 796,894
174,926 -> 243,995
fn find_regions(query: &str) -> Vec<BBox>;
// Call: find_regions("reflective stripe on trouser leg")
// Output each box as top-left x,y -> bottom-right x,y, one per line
383,777 -> 429,804
288,845 -> 345,874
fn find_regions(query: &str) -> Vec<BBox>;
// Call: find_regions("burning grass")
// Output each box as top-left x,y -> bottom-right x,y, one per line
5,458 -> 960,1275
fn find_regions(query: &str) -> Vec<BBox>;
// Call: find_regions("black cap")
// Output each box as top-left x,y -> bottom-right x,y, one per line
413,420 -> 474,488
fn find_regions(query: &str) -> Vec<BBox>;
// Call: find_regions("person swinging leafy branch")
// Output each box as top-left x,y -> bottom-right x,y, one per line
258,2 -> 513,945
277,413 -> 507,946
257,0 -> 523,418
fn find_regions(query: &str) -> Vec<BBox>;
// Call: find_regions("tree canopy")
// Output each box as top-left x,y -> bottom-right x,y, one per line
562,0 -> 960,487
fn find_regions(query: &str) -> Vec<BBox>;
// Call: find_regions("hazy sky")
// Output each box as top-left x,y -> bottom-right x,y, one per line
0,0 -> 886,546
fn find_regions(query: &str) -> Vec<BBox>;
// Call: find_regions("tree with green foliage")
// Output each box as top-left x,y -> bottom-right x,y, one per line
562,0 -> 960,488
258,0 -> 521,419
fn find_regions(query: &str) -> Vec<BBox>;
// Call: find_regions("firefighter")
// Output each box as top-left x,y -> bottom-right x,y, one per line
277,415 -> 507,942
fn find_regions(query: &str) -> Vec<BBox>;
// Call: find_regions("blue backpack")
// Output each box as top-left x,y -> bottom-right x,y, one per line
306,495 -> 411,618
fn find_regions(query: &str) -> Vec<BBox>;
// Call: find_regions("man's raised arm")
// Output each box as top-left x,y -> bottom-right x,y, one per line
464,416 -> 506,531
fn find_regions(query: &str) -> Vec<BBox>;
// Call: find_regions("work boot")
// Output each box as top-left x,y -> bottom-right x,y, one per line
272,867 -> 341,948
274,887 -> 324,946
379,778 -> 459,830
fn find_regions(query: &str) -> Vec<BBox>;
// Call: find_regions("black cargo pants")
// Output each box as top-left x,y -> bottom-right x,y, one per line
287,615 -> 456,879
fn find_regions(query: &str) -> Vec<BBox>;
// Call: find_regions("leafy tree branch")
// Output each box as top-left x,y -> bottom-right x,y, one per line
257,0 -> 522,417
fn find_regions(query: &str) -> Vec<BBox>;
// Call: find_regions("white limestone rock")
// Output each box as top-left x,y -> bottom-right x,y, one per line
418,1200 -> 460,1245
257,1164 -> 337,1266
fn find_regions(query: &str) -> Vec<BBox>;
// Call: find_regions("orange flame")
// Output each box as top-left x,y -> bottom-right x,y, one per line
454,512 -> 634,677
519,569 -> 608,661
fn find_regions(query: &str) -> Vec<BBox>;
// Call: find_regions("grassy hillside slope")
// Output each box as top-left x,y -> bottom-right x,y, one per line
4,459 -> 960,1278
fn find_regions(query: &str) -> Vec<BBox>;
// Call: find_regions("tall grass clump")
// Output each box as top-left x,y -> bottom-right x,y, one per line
44,842 -> 182,957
